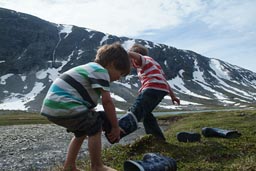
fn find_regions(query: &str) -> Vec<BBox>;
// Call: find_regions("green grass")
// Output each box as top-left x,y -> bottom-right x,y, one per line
0,110 -> 50,126
72,109 -> 256,171
1,109 -> 255,170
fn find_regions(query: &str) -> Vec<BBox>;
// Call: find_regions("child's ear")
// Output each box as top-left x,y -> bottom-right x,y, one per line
106,62 -> 115,68
111,61 -> 116,68
131,59 -> 140,68
104,62 -> 113,71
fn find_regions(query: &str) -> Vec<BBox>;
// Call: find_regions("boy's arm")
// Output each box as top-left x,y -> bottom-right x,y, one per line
100,89 -> 120,142
167,83 -> 180,105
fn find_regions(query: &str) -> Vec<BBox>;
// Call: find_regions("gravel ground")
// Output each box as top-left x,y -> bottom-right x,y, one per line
0,123 -> 149,171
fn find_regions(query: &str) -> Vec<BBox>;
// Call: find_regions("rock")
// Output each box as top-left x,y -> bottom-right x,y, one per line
0,123 -> 151,170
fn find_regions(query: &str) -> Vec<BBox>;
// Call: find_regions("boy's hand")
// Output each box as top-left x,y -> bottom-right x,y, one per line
172,97 -> 180,105
107,126 -> 120,143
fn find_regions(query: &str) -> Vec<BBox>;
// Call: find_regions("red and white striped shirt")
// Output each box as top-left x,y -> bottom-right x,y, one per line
137,55 -> 170,93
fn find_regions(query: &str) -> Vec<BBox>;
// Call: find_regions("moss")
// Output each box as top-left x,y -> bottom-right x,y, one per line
97,109 -> 256,171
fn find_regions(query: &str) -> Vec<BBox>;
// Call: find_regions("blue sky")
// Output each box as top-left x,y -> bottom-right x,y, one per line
1,0 -> 256,72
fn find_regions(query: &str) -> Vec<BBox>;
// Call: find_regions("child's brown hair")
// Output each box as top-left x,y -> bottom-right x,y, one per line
129,43 -> 149,56
95,42 -> 130,76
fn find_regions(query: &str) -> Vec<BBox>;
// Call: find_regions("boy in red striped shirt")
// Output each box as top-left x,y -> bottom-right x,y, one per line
127,43 -> 180,141
103,44 -> 180,144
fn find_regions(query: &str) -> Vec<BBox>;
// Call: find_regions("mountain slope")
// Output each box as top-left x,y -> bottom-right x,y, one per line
0,7 -> 256,111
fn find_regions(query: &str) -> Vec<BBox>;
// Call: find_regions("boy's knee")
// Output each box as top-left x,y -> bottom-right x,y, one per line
75,134 -> 87,141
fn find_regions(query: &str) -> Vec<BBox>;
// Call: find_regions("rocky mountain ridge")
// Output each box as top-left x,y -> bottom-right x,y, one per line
0,7 -> 256,111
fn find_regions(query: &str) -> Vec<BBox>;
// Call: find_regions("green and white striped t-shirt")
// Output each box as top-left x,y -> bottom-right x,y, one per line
40,62 -> 110,118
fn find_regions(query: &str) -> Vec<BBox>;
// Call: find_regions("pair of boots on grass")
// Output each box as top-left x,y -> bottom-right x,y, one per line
123,128 -> 241,171
176,127 -> 242,143
100,111 -> 241,171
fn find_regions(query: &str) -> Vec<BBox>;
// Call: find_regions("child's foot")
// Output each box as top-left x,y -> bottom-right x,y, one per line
103,165 -> 117,171
92,165 -> 117,171
63,167 -> 80,171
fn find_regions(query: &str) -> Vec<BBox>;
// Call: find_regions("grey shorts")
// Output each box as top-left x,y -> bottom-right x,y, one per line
47,110 -> 103,137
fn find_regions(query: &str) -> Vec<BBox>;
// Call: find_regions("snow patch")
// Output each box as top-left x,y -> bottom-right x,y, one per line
0,73 -> 14,85
36,70 -> 48,80
210,59 -> 231,80
168,74 -> 211,100
110,93 -> 126,102
95,104 -> 124,112
0,82 -> 45,110
209,71 -> 252,100
100,34 -> 109,45
193,60 -> 227,100
122,40 -> 136,50
59,24 -> 73,39
114,81 -> 131,89
164,96 -> 202,105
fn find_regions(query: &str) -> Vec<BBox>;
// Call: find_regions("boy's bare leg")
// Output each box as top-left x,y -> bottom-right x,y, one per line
88,131 -> 117,171
63,135 -> 87,171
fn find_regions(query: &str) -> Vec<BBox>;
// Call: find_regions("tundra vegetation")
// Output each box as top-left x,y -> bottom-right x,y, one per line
0,109 -> 255,171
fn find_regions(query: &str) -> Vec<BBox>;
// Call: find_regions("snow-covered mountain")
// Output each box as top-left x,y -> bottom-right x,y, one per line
0,7 -> 256,112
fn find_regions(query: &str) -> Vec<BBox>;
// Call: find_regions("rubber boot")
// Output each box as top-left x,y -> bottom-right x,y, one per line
176,132 -> 201,142
143,153 -> 177,171
124,153 -> 177,171
202,127 -> 241,138
101,111 -> 138,144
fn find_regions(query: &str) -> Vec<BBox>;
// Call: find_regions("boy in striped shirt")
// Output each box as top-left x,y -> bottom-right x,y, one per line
104,43 -> 180,144
40,42 -> 130,171
128,43 -> 180,141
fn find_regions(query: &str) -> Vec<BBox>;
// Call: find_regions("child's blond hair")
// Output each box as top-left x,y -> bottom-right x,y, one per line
95,42 -> 130,76
129,44 -> 148,56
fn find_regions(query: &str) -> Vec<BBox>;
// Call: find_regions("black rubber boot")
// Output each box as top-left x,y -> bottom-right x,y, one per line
176,132 -> 201,142
101,111 -> 138,144
124,153 -> 177,171
202,127 -> 241,138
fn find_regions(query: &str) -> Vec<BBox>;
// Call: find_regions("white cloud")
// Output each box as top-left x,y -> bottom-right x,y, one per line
2,0 -> 255,38
199,0 -> 256,33
1,0 -> 256,72
0,0 -> 201,36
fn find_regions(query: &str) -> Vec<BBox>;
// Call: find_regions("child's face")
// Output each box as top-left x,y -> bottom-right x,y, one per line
107,66 -> 124,82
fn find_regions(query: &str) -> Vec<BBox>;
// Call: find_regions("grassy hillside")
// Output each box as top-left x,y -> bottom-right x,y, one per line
67,109 -> 256,171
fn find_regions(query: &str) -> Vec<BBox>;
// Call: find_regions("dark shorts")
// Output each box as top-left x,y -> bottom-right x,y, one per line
47,110 -> 103,138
